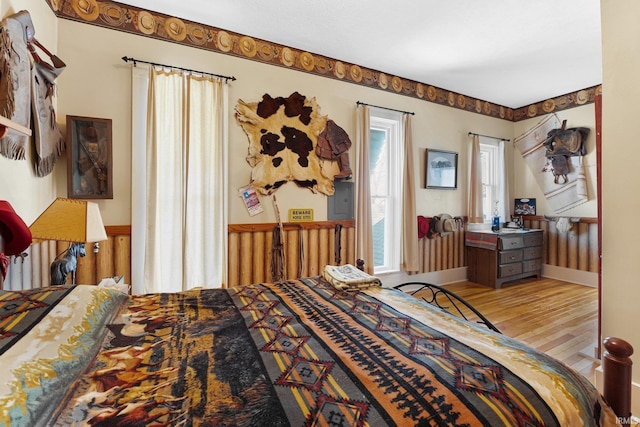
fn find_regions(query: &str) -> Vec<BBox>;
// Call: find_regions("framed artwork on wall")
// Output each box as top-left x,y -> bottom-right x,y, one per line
66,115 -> 113,199
514,198 -> 536,215
426,149 -> 458,189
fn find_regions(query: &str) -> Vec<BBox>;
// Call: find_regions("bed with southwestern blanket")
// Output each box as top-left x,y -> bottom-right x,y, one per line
0,277 -> 616,426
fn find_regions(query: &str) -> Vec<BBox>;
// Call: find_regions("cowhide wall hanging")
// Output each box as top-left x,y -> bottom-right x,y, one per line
235,92 -> 352,196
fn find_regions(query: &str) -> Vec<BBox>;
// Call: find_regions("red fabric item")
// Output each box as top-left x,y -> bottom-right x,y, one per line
417,215 -> 429,239
0,201 -> 32,256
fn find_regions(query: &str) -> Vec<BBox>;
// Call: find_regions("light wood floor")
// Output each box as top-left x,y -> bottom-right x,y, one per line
412,277 -> 600,383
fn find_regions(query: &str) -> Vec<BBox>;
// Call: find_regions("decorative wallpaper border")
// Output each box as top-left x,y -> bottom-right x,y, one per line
47,0 -> 598,122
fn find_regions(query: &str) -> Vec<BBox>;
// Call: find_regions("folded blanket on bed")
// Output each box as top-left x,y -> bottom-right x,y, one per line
322,263 -> 382,290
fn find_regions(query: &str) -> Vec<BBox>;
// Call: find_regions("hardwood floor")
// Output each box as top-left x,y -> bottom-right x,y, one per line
412,277 -> 600,383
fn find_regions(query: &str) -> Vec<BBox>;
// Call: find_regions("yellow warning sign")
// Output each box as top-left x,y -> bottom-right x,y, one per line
288,208 -> 314,222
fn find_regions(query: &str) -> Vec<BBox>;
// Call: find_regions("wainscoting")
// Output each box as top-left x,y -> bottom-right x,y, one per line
2,217 -> 599,290
3,225 -> 131,290
228,221 -> 356,287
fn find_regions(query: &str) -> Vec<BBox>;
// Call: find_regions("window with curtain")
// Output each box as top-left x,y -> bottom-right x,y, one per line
479,138 -> 508,223
369,110 -> 403,273
131,66 -> 228,294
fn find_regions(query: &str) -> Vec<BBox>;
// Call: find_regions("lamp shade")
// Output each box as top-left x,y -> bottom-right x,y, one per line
29,198 -> 107,243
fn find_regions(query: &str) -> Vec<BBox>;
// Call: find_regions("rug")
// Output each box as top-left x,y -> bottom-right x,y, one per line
514,115 -> 588,213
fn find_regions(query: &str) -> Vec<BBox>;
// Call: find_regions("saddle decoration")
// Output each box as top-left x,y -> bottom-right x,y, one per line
542,119 -> 589,185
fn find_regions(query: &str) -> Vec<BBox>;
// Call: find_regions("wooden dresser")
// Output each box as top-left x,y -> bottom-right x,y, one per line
466,229 -> 543,288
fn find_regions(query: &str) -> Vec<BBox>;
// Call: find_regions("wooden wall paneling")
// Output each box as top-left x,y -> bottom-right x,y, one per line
429,238 -> 436,272
228,232 -> 239,286
577,222 -> 589,271
113,235 -> 131,285
320,228 -> 330,268
557,229 -> 568,268
240,232 -> 254,285
252,231 -> 265,284
567,228 -> 579,270
96,238 -> 113,281
29,242 -> 41,288
264,230 -> 274,282
308,228 -> 319,276
346,226 -> 355,266
547,221 -> 558,266
286,228 -> 300,279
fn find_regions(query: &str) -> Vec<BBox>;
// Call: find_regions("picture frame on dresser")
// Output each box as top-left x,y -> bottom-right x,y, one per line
426,149 -> 458,189
66,115 -> 113,199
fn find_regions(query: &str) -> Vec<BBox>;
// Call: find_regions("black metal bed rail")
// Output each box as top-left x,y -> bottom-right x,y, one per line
393,281 -> 502,333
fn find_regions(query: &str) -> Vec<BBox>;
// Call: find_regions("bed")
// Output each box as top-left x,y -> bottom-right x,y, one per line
0,276 -> 624,426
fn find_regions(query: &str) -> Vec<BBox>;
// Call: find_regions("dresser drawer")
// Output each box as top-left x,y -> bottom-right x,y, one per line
523,246 -> 542,260
499,262 -> 523,277
523,259 -> 541,273
499,236 -> 524,250
523,232 -> 543,246
499,249 -> 523,264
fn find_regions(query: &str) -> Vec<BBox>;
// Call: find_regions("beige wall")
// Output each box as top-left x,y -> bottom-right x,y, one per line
53,18 -> 515,226
601,0 -> 639,384
1,7 -> 598,229
0,0 -> 58,224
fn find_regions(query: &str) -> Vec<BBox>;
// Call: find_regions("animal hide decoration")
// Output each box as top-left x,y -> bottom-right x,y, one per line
235,92 -> 349,195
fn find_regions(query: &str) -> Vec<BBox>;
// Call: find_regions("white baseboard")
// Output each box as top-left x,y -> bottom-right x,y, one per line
379,265 -> 597,288
541,264 -> 598,287
378,267 -> 468,288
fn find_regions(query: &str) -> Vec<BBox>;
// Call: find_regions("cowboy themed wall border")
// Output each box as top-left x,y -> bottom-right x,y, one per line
66,115 -> 113,199
426,149 -> 458,189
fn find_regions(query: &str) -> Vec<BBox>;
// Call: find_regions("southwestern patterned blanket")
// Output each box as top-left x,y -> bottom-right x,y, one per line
0,277 -> 616,426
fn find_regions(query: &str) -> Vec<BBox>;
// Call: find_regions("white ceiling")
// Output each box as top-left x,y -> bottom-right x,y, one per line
115,0 -> 602,109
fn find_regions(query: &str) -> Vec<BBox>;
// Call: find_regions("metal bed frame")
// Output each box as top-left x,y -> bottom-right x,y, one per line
393,281 -> 502,333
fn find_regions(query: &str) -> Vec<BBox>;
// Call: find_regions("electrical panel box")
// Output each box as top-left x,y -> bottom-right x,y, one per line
328,181 -> 354,220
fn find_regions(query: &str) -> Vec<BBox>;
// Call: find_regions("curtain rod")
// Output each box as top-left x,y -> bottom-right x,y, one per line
122,56 -> 236,82
356,101 -> 414,115
468,132 -> 510,142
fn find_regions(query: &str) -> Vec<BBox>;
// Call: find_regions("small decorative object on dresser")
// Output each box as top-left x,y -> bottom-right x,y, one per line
466,229 -> 543,288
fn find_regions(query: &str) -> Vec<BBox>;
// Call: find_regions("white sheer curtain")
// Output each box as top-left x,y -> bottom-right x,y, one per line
401,114 -> 418,273
468,134 -> 484,224
498,140 -> 511,221
355,105 -> 374,273
131,66 -> 228,294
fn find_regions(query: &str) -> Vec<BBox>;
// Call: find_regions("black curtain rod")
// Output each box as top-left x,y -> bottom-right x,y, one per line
122,56 -> 236,81
468,132 -> 510,142
356,101 -> 414,115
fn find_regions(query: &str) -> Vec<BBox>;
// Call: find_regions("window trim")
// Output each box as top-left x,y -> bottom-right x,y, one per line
369,109 -> 403,274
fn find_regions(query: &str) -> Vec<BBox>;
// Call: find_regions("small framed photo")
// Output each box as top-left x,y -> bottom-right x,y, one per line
66,115 -> 113,199
514,198 -> 536,215
426,149 -> 458,189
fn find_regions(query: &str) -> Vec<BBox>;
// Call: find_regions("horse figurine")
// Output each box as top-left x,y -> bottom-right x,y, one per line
50,242 -> 86,285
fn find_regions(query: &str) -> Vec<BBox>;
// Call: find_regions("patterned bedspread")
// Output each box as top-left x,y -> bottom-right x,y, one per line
0,277 -> 617,426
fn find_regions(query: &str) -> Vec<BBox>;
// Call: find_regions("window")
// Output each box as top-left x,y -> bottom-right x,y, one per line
479,139 -> 505,222
369,110 -> 403,273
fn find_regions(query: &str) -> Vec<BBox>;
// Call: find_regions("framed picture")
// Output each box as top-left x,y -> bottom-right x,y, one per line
426,149 -> 458,189
66,116 -> 113,199
514,198 -> 536,215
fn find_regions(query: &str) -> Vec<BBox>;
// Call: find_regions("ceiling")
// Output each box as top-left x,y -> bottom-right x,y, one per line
114,0 -> 602,109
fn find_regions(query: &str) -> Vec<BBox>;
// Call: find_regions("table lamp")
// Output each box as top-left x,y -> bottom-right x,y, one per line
29,198 -> 107,284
